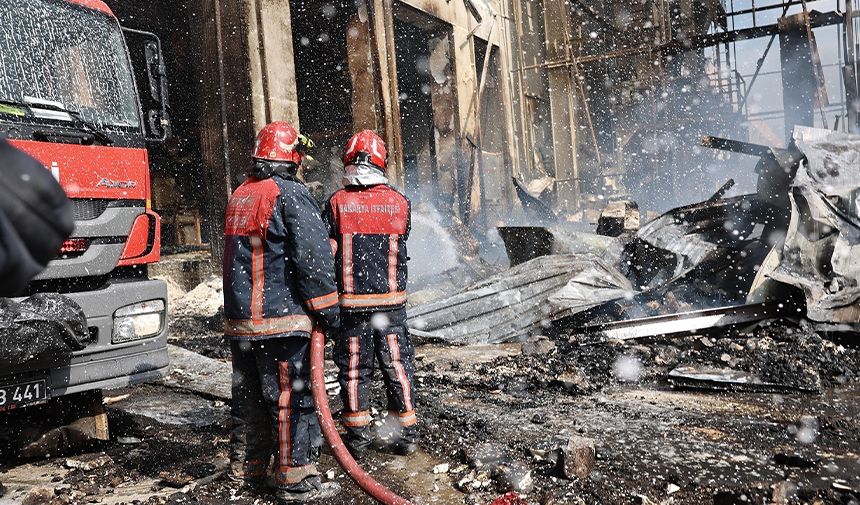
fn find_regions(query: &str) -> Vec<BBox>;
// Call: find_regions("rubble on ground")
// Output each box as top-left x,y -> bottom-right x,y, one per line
408,205 -> 505,307
3,276 -> 860,505
596,200 -> 640,237
760,127 -> 860,326
4,126 -> 860,505
423,321 -> 858,397
164,276 -> 227,359
419,127 -> 860,350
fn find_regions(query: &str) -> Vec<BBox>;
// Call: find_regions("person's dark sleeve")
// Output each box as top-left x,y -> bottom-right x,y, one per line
321,196 -> 336,239
0,207 -> 43,296
0,139 -> 74,296
283,183 -> 340,330
404,197 -> 411,241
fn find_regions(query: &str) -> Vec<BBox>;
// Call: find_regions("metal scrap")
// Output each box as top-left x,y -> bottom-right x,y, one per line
512,177 -> 558,224
667,365 -> 822,393
555,128 -> 860,342
760,127 -> 860,325
412,129 -> 860,351
407,254 -> 631,345
568,302 -> 790,344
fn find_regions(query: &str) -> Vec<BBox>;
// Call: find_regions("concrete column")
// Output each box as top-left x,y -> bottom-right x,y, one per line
779,12 -> 823,142
248,0 -> 300,131
191,0 -> 300,262
369,0 -> 405,187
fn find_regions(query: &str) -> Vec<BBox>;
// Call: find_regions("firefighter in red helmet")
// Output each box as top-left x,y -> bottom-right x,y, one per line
322,130 -> 418,458
224,122 -> 340,503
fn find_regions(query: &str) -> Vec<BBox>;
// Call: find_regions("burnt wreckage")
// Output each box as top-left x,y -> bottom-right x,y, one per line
409,126 -> 860,390
558,126 -> 860,339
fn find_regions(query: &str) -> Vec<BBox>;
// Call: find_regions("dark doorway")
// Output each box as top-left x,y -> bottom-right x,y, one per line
291,0 -> 359,200
392,3 -> 459,221
394,14 -> 435,202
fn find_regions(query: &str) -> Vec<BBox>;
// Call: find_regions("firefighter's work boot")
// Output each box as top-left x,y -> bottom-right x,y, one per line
227,462 -> 267,490
373,424 -> 419,456
377,438 -> 417,456
227,472 -> 266,491
276,477 -> 341,504
388,440 -> 418,456
343,424 -> 373,460
343,432 -> 372,460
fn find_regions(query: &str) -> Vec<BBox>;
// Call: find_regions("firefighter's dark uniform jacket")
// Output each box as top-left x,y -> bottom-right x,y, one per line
322,182 -> 418,441
223,171 -> 339,339
223,168 -> 339,489
321,184 -> 410,312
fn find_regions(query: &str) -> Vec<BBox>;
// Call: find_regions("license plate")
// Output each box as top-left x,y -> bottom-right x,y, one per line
0,379 -> 49,412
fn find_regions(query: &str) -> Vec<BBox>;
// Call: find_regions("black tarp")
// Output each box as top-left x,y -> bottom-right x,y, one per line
0,293 -> 88,366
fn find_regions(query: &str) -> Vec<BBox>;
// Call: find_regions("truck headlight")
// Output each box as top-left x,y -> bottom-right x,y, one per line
112,299 -> 165,343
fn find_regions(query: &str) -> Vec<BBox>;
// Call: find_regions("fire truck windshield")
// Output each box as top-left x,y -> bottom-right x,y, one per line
0,0 -> 140,128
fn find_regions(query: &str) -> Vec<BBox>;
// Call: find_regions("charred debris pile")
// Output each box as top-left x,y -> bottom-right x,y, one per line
408,126 -> 860,395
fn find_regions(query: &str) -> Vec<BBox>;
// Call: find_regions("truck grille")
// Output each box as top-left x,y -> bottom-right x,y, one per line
72,199 -> 110,220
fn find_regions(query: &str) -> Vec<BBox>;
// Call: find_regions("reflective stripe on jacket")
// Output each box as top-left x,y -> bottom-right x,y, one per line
323,184 -> 410,312
224,173 -> 339,339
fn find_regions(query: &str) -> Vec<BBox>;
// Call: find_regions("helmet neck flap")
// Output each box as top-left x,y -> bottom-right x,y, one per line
343,163 -> 389,187
251,159 -> 300,180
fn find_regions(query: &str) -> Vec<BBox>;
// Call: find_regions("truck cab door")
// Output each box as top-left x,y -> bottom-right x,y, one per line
123,28 -> 171,142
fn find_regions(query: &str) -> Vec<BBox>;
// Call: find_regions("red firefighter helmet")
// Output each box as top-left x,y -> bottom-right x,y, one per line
252,122 -> 303,165
343,130 -> 387,172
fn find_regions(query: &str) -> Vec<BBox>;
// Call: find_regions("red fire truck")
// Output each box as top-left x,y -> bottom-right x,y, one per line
0,0 -> 171,411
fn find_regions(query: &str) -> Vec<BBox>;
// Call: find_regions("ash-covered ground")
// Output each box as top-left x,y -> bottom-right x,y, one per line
2,275 -> 860,505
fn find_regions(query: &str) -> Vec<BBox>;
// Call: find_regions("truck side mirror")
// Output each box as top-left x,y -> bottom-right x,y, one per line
122,28 -> 171,142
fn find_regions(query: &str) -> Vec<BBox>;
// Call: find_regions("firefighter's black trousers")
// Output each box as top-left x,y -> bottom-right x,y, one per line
333,308 -> 417,441
229,337 -> 321,489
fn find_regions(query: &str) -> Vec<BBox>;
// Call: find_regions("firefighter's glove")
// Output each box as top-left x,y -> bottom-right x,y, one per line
319,313 -> 340,341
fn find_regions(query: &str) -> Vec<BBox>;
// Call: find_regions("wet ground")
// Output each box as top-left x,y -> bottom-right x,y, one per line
2,296 -> 860,505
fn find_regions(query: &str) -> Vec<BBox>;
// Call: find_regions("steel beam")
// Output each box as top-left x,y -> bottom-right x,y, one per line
570,302 -> 790,343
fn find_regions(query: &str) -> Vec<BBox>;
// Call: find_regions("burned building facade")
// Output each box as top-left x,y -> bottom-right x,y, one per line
103,0 -> 857,260
106,0 -> 524,259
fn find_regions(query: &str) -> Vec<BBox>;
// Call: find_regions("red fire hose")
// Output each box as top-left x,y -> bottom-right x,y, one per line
310,326 -> 526,505
310,326 -> 416,505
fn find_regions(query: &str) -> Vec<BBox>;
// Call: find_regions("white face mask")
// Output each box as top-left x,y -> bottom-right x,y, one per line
343,164 -> 389,187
